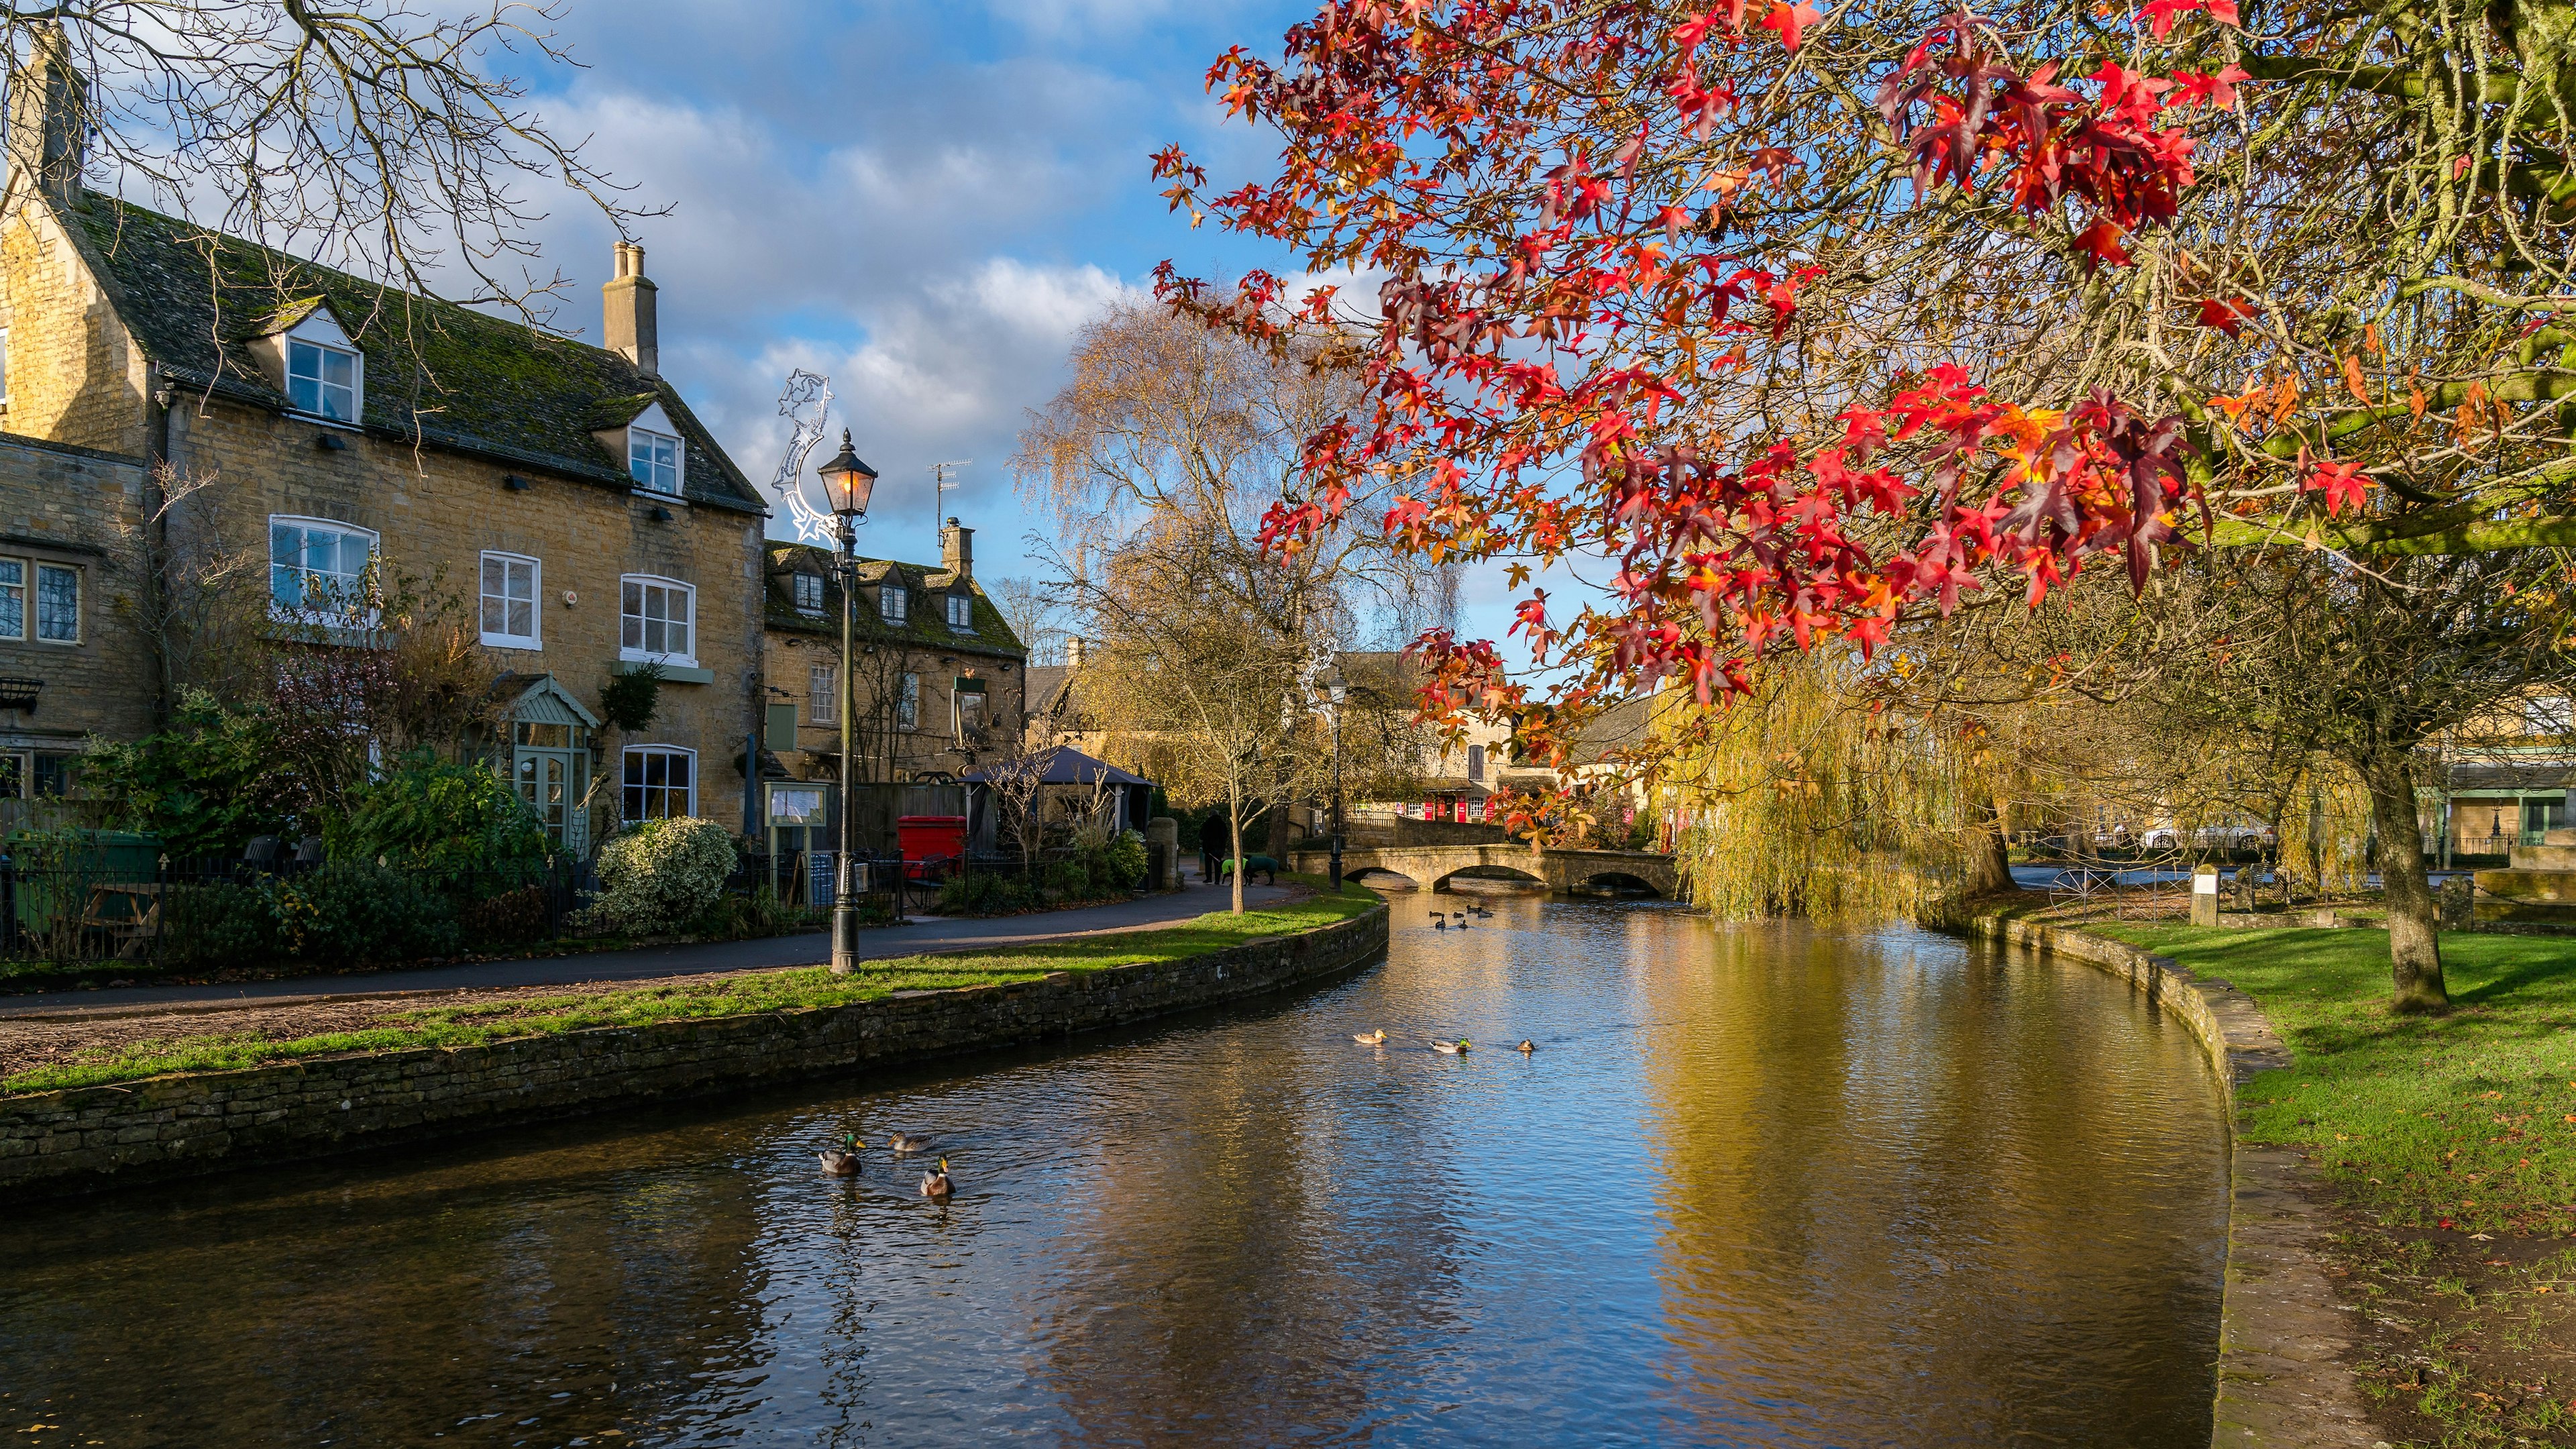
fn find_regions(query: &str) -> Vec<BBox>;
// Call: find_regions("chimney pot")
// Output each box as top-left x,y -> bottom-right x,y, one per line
941,517 -> 974,580
603,239 -> 659,376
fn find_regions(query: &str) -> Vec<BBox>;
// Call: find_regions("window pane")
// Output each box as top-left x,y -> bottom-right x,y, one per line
508,599 -> 532,635
0,559 -> 21,639
324,347 -> 356,386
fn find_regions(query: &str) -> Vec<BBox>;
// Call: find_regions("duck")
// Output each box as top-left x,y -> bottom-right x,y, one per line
919,1158 -> 954,1200
1434,916 -> 1448,931
1430,1038 -> 1472,1055
1353,1028 -> 1389,1044
888,1131 -> 934,1155
1515,1040 -> 1536,1055
1471,904 -> 1494,919
1452,911 -> 1470,929
818,1133 -> 863,1176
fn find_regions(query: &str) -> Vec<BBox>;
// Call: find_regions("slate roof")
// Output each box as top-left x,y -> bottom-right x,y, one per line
2450,761 -> 2576,794
763,543 -> 1026,659
52,190 -> 763,512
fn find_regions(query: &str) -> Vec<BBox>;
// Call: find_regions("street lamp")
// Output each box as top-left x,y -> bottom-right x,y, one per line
818,430 -> 879,973
1319,666 -> 1348,892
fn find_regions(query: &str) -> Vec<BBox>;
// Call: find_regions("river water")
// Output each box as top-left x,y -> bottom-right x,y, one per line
0,898 -> 2228,1448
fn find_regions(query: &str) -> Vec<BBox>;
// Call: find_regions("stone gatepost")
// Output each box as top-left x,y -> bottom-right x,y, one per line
2192,863 -> 2222,926
1146,816 -> 1181,890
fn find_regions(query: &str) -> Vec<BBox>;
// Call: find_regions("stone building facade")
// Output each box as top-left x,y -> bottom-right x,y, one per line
0,66 -> 769,849
0,432 -> 152,816
757,519 -> 1027,854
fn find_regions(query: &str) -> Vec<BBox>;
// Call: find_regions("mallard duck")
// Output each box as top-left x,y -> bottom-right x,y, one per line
1434,916 -> 1448,931
1515,1040 -> 1536,1055
1430,1038 -> 1471,1055
919,1158 -> 953,1199
1471,904 -> 1494,918
1353,1028 -> 1389,1044
888,1131 -> 934,1155
818,1133 -> 862,1176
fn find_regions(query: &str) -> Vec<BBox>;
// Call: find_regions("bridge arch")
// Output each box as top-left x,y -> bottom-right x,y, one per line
1570,870 -> 1666,899
1349,867 -> 1422,890
1432,864 -> 1546,894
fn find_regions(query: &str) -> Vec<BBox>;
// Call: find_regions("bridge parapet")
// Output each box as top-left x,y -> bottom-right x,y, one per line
1288,843 -> 1680,898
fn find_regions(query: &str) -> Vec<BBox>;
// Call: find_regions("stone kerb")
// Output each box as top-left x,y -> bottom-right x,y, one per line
0,904 -> 1391,1202
1966,915 -> 2373,1449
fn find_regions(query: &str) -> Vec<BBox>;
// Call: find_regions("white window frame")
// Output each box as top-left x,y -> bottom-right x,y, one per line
0,559 -> 23,641
286,337 -> 362,424
879,584 -> 908,625
32,562 -> 76,644
268,515 -> 380,625
897,672 -> 920,731
946,592 -> 972,631
619,575 -> 696,667
792,572 -> 825,614
629,426 -> 682,496
621,745 -> 697,821
478,551 -> 541,650
808,661 -> 838,727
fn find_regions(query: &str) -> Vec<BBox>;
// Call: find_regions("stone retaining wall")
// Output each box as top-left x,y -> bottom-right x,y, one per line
0,904 -> 1389,1201
1965,916 -> 2375,1449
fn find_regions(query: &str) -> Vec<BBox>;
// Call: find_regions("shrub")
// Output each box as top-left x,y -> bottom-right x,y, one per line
82,690 -> 294,857
1049,828 -> 1148,901
274,862 -> 462,964
586,816 -> 735,936
328,751 -> 549,871
158,883 -> 283,972
937,871 -> 1042,916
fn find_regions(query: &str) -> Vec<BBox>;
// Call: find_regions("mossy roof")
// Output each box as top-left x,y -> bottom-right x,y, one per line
764,542 -> 1026,660
54,191 -> 763,513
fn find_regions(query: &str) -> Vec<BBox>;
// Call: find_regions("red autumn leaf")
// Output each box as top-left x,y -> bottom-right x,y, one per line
2303,457 -> 2372,515
2171,64 -> 2250,108
2196,297 -> 2253,335
2076,219 -> 2133,271
1760,0 -> 1824,52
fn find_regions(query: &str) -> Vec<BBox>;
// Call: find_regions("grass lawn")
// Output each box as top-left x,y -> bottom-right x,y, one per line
2102,924 -> 2576,1234
3,883 -> 1379,1097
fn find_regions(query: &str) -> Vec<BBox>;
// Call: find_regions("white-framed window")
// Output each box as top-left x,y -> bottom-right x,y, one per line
879,584 -> 908,625
621,745 -> 695,821
946,592 -> 972,630
478,551 -> 541,649
0,559 -> 23,639
898,672 -> 919,731
286,338 -> 361,423
629,427 -> 682,495
268,516 -> 378,623
792,572 -> 825,614
619,575 -> 694,665
33,564 -> 76,643
808,663 -> 837,726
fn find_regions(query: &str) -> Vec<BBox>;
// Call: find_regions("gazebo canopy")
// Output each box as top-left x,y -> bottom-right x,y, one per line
959,745 -> 1151,788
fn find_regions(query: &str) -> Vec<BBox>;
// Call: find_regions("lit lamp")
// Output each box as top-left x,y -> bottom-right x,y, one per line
818,431 -> 881,971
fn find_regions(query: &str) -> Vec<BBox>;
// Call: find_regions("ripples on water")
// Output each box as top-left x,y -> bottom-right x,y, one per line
0,898 -> 2226,1448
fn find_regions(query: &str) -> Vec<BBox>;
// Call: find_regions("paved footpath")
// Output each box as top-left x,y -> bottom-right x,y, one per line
0,877 -> 1291,1020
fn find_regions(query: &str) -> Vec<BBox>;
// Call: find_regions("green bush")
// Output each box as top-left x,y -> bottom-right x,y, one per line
82,690 -> 293,858
937,871 -> 1042,916
273,862 -> 462,964
585,817 -> 736,936
328,751 -> 549,871
1049,829 -> 1147,901
158,883 -> 283,972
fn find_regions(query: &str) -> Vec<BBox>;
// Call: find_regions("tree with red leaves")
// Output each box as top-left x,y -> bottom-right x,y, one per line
1153,0 -> 2576,1012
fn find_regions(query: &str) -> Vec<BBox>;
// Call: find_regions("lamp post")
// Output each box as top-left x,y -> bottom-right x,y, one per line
816,430 -> 879,974
1320,667 -> 1347,892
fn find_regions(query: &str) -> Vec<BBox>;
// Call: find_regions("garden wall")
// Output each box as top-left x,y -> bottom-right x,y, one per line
1964,916 -> 2378,1449
0,904 -> 1389,1201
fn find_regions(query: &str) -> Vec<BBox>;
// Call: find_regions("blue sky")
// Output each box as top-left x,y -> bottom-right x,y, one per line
466,0 -> 1540,657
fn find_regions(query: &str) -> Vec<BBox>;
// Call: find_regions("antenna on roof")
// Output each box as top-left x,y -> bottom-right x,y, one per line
928,461 -> 970,555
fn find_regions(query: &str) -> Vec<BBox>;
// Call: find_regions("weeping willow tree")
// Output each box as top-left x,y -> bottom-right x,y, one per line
2269,758 -> 2378,901
1663,652 -> 1981,922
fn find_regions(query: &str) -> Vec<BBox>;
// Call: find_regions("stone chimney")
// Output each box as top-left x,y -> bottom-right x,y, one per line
603,240 -> 658,376
1065,637 -> 1086,669
7,23 -> 86,208
941,517 -> 973,580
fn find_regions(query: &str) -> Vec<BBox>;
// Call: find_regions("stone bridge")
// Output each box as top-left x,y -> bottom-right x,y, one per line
1286,843 -> 1681,898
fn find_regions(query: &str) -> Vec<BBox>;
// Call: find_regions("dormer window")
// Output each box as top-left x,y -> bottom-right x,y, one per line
629,426 -> 681,494
287,338 -> 360,423
879,584 -> 908,625
792,572 -> 824,614
946,592 -> 972,631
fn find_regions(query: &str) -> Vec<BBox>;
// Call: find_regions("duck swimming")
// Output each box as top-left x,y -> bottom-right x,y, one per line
919,1158 -> 953,1200
818,1133 -> 863,1176
1434,916 -> 1448,931
1353,1028 -> 1389,1044
888,1131 -> 934,1155
1515,1040 -> 1536,1055
1430,1038 -> 1472,1055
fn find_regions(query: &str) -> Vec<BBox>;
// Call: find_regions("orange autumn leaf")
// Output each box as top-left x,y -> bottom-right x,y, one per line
2341,354 -> 2371,402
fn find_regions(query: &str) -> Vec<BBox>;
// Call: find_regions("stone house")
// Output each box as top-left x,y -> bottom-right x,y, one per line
0,432 -> 152,821
0,55 -> 769,851
757,519 -> 1028,855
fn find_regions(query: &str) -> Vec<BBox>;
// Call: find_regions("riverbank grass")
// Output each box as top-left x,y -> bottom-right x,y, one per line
3,883 -> 1379,1096
2100,925 -> 2576,1234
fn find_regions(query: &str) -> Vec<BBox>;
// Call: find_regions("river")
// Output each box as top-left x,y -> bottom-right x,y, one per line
0,896 -> 2228,1447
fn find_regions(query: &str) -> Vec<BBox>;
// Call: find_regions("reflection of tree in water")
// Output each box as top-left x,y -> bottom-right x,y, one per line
0,1134 -> 769,1446
1029,1029 -> 1471,1443
1642,927 -> 2222,1446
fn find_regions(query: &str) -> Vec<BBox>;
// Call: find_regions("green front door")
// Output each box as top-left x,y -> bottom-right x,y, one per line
513,721 -> 590,855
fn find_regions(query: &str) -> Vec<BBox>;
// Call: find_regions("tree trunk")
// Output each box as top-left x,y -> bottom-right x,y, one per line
1962,790 -> 2017,896
1228,786 -> 1246,915
2355,748 -> 2448,1014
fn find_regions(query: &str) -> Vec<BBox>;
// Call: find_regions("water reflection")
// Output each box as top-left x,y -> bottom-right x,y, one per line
0,900 -> 2224,1447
